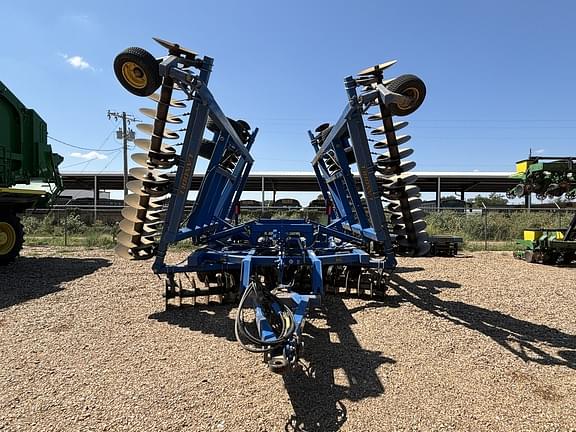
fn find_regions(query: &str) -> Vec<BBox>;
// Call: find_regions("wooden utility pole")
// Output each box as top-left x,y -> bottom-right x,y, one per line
107,110 -> 137,197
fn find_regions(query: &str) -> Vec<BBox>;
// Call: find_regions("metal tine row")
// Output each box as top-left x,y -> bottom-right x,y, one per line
324,266 -> 389,299
116,48 -> 188,260
164,272 -> 240,308
356,61 -> 430,256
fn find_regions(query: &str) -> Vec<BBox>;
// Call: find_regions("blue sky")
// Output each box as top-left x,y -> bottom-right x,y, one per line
2,1 -> 576,201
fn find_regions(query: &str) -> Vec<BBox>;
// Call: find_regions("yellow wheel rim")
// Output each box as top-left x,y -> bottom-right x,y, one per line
121,62 -> 148,89
398,87 -> 419,110
0,222 -> 16,256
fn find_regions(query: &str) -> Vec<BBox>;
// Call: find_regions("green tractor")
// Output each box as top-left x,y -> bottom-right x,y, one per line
0,81 -> 63,264
508,156 -> 576,265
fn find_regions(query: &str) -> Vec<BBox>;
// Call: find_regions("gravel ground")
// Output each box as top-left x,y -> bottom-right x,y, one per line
0,247 -> 575,432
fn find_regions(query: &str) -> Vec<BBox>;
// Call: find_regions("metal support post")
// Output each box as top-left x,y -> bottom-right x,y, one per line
436,177 -> 441,211
261,176 -> 265,212
93,175 -> 98,224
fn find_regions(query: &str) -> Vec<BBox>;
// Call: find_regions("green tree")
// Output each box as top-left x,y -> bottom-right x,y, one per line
468,192 -> 508,208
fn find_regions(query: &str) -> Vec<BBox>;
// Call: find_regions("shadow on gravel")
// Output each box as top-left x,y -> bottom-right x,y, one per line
391,275 -> 576,369
0,256 -> 111,310
149,304 -> 236,341
149,296 -> 395,432
284,296 -> 395,432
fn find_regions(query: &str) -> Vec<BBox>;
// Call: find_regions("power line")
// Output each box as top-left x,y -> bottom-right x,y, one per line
48,135 -> 122,152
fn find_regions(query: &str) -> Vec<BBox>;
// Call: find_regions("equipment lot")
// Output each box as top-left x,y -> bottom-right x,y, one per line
1,247 -> 574,432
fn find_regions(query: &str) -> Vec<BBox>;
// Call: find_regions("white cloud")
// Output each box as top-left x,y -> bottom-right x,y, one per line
70,151 -> 107,160
534,149 -> 545,155
60,53 -> 94,71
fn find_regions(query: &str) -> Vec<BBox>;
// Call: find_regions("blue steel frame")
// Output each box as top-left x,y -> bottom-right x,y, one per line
148,53 -> 397,364
310,76 -> 396,268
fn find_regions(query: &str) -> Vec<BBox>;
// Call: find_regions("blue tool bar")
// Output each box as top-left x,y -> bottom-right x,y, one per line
153,56 -> 213,272
219,129 -> 259,220
344,76 -> 393,250
306,250 -> 324,294
311,104 -> 352,166
331,136 -> 370,228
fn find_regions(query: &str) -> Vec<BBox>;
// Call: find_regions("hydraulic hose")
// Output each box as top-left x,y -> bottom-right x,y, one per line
234,280 -> 296,353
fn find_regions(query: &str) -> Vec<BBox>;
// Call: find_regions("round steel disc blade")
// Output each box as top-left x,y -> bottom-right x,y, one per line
387,174 -> 418,189
407,219 -> 427,232
115,244 -> 155,260
383,184 -> 420,200
131,152 -> 176,170
367,113 -> 382,121
397,232 -> 428,247
377,148 -> 415,164
148,92 -> 186,108
374,134 -> 411,148
124,193 -> 164,210
393,121 -> 409,131
127,180 -> 148,196
126,180 -> 169,198
121,206 -> 146,223
139,107 -> 182,124
129,167 -> 170,184
134,139 -> 176,154
357,60 -> 397,76
152,37 -> 198,57
406,209 -> 425,220
136,123 -> 179,140
117,231 -> 155,249
388,197 -> 422,212
131,153 -> 153,168
119,219 -> 157,237
378,160 -> 416,175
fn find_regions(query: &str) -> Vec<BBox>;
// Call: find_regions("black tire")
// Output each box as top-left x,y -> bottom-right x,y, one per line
0,212 -> 24,265
386,74 -> 426,116
114,47 -> 161,97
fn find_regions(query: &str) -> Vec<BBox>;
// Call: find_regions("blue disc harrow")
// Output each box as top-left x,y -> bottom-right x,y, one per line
113,39 -> 428,373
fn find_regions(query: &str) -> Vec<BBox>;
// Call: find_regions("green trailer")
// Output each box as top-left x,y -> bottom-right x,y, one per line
0,81 -> 63,264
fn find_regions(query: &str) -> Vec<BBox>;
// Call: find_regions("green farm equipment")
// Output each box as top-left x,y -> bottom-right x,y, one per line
508,156 -> 576,265
0,81 -> 63,264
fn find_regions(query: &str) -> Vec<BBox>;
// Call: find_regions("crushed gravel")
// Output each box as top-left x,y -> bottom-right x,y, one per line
0,247 -> 575,432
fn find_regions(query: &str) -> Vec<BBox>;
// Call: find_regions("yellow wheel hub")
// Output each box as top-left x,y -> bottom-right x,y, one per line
121,62 -> 148,89
398,87 -> 419,109
0,222 -> 16,255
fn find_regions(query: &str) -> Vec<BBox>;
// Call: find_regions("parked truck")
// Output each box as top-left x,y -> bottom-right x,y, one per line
0,81 -> 63,264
